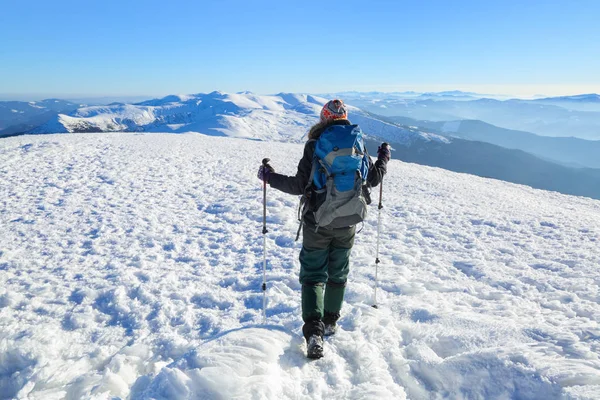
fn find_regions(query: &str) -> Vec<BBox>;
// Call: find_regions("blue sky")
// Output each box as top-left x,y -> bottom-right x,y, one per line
1,0 -> 599,99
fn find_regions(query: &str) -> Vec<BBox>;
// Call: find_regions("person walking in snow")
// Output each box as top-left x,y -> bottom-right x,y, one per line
258,99 -> 390,359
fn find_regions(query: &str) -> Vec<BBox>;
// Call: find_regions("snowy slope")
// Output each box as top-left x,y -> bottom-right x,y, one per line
29,92 -> 448,147
0,99 -> 81,130
0,100 -> 82,137
1,133 -> 600,399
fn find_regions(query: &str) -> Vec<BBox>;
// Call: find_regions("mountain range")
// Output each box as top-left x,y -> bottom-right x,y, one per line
28,92 -> 449,147
2,91 -> 600,200
531,94 -> 600,112
387,116 -> 600,169
0,99 -> 82,137
341,92 -> 600,140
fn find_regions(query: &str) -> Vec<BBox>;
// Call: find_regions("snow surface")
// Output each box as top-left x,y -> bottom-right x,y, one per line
1,132 -> 600,399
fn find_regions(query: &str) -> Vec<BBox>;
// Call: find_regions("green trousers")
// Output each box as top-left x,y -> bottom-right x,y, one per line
299,224 -> 356,322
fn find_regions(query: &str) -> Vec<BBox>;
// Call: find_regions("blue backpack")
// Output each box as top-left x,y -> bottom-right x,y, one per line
298,124 -> 370,236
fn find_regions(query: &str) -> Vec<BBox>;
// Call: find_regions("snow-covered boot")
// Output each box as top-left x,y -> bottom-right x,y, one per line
306,334 -> 324,359
303,319 -> 325,359
323,312 -> 340,336
324,323 -> 337,336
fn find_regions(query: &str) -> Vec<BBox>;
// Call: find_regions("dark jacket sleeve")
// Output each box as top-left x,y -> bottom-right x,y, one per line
366,150 -> 387,188
269,141 -> 314,196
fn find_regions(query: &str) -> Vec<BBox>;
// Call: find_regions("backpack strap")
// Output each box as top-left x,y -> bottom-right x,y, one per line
295,140 -> 317,241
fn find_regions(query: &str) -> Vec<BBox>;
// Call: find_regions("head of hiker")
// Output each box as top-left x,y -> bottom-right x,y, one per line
320,99 -> 347,122
257,98 -> 390,359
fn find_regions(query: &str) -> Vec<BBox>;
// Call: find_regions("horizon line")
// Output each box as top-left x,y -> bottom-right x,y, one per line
2,89 -> 600,103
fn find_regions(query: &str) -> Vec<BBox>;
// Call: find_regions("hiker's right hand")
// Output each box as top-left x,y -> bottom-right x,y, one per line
377,142 -> 391,162
257,163 -> 274,183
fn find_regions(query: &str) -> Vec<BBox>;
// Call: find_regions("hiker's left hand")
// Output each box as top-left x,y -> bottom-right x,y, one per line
377,142 -> 391,162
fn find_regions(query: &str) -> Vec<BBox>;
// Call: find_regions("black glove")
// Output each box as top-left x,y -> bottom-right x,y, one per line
257,163 -> 274,183
377,142 -> 391,162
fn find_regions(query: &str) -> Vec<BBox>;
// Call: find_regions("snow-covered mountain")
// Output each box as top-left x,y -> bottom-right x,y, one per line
30,92 -> 448,147
1,132 -> 599,399
18,91 -> 600,200
0,99 -> 81,137
337,93 -> 600,140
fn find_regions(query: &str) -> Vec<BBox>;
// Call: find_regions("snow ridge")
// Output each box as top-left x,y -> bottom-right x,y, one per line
30,92 -> 445,146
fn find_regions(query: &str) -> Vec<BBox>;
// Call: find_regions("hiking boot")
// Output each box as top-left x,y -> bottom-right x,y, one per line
306,334 -> 324,359
323,311 -> 340,336
324,322 -> 337,336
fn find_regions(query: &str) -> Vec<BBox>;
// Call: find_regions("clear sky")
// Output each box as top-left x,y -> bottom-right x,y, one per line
1,0 -> 599,99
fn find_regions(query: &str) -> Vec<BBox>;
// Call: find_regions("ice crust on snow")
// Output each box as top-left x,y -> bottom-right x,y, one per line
0,133 -> 599,399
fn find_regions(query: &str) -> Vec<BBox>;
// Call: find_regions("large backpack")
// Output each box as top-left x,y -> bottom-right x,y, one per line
297,124 -> 370,236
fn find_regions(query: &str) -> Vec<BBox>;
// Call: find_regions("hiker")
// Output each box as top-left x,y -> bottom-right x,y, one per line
258,99 -> 390,358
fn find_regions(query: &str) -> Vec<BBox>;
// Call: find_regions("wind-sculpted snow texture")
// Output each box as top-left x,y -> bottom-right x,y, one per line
1,133 -> 600,399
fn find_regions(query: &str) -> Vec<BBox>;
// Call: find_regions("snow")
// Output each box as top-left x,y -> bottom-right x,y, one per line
1,132 -> 600,399
29,92 -> 443,147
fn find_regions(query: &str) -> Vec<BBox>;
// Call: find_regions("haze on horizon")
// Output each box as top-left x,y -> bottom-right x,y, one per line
2,84 -> 600,103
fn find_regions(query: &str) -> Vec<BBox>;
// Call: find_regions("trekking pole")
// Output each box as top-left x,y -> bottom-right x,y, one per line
261,158 -> 270,323
373,178 -> 384,309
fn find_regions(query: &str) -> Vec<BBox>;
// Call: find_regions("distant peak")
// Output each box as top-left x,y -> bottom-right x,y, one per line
208,90 -> 226,97
537,93 -> 600,102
